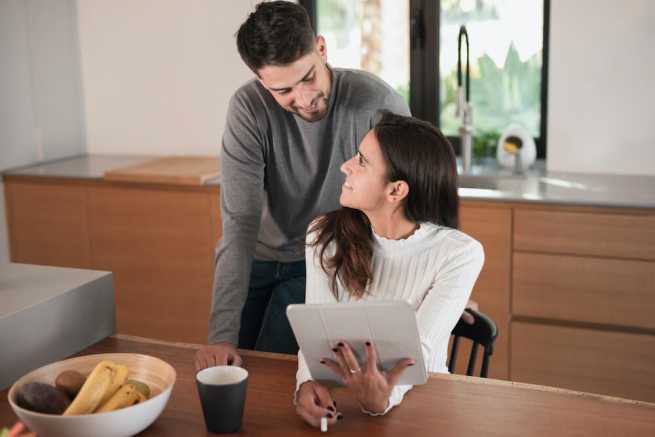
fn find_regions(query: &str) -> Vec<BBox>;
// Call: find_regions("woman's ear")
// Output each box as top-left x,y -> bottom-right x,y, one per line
387,180 -> 410,203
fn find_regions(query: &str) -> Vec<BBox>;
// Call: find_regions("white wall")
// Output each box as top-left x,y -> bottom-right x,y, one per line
77,0 -> 256,156
75,1 -> 655,174
2,1 -> 653,264
547,0 -> 655,175
0,0 -> 85,263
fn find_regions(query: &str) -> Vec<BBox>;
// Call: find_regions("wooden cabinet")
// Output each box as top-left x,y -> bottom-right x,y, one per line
458,202 -> 655,401
512,206 -> 655,402
459,201 -> 512,379
87,185 -> 220,342
514,209 -> 655,260
512,322 -> 655,402
513,253 -> 655,330
5,179 -> 92,269
3,177 -> 221,344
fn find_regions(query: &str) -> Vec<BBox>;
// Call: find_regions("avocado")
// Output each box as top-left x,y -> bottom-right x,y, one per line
15,382 -> 71,414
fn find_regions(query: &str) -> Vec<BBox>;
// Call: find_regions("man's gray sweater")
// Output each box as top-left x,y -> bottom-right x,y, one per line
209,68 -> 411,344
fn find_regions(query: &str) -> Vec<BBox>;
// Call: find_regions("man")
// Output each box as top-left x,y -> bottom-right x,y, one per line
195,1 -> 474,370
194,0 -> 410,370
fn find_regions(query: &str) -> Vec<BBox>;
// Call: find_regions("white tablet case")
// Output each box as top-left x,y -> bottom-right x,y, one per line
287,301 -> 428,387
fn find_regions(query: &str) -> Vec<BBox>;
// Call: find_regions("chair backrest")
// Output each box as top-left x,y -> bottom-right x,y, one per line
448,309 -> 498,378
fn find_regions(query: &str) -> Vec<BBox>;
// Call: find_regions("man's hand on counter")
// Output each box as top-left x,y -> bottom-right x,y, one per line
194,342 -> 243,371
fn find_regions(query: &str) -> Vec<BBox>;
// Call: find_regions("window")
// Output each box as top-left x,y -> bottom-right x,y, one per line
300,0 -> 550,158
309,0 -> 410,104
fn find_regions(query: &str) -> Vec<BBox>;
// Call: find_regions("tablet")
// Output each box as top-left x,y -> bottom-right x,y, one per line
287,300 -> 428,387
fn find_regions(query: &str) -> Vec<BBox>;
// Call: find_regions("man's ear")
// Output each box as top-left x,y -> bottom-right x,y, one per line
388,180 -> 410,203
315,35 -> 327,60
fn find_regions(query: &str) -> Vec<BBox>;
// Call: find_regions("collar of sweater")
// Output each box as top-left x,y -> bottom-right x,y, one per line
371,222 -> 440,256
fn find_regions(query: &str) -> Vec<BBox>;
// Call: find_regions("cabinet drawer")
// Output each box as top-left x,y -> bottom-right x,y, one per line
514,209 -> 655,260
511,322 -> 655,402
513,253 -> 655,330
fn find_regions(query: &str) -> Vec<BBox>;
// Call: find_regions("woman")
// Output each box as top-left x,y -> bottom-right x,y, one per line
294,111 -> 484,427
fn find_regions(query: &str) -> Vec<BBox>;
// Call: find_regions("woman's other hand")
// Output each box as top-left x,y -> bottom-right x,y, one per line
321,341 -> 414,414
295,381 -> 340,428
460,299 -> 479,325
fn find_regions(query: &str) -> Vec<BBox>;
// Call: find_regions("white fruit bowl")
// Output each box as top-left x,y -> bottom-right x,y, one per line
8,353 -> 176,437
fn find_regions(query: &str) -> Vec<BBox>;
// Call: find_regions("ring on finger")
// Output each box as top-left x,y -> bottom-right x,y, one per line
348,367 -> 360,374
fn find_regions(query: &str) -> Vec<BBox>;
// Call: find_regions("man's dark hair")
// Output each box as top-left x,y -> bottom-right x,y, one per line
236,1 -> 316,73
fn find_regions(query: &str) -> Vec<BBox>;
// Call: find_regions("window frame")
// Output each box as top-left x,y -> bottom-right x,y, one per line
300,0 -> 550,158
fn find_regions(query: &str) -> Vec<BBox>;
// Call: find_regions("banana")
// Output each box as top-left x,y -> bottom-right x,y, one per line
63,360 -> 129,416
99,362 -> 128,406
95,383 -> 146,413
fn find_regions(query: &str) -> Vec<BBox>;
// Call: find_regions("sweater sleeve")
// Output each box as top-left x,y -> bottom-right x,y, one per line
295,224 -> 339,395
374,234 -> 485,415
416,235 -> 484,367
208,91 -> 265,345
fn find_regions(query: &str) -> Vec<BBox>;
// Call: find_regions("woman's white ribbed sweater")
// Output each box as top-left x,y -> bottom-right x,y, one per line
296,221 -> 484,414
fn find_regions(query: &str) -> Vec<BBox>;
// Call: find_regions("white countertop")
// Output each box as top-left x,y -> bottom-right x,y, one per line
0,263 -> 111,319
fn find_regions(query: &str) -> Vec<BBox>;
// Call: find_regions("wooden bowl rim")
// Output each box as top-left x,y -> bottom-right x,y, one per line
7,353 -> 176,418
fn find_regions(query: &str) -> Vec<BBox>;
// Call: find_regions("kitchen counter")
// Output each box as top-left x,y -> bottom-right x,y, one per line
2,155 -> 222,186
3,155 -> 155,180
2,335 -> 654,436
3,155 -> 654,209
457,159 -> 655,209
0,263 -> 114,389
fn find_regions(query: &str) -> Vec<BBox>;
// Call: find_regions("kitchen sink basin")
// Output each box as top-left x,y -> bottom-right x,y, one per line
457,175 -> 501,190
457,173 -> 534,192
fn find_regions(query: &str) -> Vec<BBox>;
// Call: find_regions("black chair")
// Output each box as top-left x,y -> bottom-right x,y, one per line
448,308 -> 498,378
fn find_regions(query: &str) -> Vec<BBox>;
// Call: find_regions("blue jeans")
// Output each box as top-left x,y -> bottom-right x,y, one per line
238,260 -> 306,354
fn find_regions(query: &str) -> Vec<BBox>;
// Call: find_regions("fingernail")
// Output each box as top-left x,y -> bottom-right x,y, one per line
327,406 -> 335,412
326,412 -> 333,419
365,341 -> 371,346
337,342 -> 344,347
332,348 -> 338,353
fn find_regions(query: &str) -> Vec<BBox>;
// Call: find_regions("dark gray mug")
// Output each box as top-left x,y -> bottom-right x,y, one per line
196,365 -> 249,433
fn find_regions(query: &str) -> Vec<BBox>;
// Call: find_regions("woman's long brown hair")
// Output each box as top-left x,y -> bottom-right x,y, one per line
308,111 -> 459,299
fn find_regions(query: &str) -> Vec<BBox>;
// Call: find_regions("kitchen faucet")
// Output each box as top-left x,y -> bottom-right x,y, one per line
456,25 -> 473,174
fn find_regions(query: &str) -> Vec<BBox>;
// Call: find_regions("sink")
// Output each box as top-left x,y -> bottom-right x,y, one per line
457,173 -> 536,193
455,158 -> 544,192
457,175 -> 501,190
